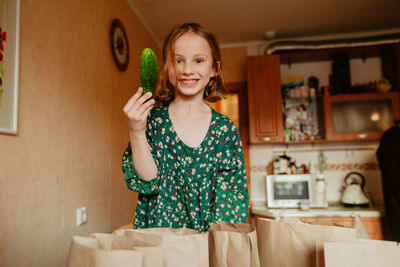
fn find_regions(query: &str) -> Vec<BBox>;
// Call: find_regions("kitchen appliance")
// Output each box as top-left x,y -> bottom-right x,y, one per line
266,174 -> 328,209
341,172 -> 370,207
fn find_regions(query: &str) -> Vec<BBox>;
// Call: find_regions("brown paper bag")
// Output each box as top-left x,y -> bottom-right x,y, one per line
66,235 -> 144,267
115,228 -> 209,267
209,221 -> 260,267
67,228 -> 208,267
324,240 -> 400,267
257,218 -> 356,267
89,232 -> 164,267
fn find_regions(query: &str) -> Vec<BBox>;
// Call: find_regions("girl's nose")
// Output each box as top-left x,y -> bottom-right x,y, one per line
182,62 -> 194,75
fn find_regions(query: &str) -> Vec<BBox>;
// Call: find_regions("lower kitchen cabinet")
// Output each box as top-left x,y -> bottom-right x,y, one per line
254,214 -> 383,240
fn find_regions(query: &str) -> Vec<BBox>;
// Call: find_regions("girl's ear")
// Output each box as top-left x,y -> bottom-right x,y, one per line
211,61 -> 220,77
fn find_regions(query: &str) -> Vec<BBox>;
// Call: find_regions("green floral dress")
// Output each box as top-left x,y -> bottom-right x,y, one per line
121,105 -> 249,232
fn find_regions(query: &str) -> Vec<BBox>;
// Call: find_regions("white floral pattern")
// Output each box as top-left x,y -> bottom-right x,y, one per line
121,105 -> 249,232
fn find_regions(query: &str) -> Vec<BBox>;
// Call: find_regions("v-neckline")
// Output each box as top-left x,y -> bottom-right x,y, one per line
166,105 -> 214,150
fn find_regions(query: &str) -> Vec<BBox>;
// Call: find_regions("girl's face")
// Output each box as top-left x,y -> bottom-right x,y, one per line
169,31 -> 216,99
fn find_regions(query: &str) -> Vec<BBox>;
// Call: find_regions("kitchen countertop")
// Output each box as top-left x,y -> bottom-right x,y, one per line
251,202 -> 384,218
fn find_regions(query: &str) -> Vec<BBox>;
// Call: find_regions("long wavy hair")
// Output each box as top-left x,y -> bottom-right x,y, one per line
154,23 -> 226,106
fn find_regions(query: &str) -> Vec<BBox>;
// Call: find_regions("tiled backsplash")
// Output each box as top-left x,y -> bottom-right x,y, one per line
249,142 -> 384,205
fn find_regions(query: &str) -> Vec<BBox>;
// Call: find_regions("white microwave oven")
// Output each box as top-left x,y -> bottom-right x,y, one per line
265,174 -> 328,209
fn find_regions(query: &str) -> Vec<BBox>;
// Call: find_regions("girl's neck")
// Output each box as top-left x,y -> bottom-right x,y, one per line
170,96 -> 209,114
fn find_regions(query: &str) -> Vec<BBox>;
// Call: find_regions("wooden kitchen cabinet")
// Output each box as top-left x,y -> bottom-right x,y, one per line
324,92 -> 400,141
247,55 -> 284,143
254,214 -> 384,240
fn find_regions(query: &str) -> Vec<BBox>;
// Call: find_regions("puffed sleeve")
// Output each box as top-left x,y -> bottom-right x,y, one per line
214,122 -> 250,223
121,116 -> 161,195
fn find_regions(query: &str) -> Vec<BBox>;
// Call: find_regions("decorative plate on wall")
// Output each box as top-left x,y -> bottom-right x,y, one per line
110,18 -> 129,71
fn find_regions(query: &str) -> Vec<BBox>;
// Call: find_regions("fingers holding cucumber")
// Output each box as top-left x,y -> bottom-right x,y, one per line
123,87 -> 155,134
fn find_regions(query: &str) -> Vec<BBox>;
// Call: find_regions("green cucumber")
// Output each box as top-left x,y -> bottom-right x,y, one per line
140,48 -> 158,95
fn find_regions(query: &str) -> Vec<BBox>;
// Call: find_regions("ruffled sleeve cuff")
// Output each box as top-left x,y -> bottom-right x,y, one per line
122,143 -> 160,195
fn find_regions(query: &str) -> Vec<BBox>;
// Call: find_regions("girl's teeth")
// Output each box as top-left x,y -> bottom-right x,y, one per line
182,80 -> 196,84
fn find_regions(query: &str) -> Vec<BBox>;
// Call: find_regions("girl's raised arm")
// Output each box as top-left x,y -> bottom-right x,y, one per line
123,87 -> 157,181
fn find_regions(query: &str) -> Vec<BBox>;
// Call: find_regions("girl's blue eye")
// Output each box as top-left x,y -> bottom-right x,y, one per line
176,58 -> 182,64
195,59 -> 204,63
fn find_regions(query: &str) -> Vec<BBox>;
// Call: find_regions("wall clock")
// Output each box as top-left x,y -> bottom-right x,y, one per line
110,19 -> 129,71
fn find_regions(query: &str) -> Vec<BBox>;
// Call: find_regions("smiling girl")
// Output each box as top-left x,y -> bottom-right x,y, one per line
122,23 -> 249,232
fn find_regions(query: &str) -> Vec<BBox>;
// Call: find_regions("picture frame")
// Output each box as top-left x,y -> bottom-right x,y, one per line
0,0 -> 20,135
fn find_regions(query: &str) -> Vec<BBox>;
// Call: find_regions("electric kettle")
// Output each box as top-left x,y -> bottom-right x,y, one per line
341,172 -> 370,207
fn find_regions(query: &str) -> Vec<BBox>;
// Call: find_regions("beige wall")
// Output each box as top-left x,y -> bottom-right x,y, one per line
0,0 -> 160,266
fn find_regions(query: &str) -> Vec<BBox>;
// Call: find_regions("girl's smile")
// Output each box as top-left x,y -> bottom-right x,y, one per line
180,78 -> 200,87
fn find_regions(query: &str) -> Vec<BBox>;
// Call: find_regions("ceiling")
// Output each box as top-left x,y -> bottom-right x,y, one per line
127,0 -> 400,47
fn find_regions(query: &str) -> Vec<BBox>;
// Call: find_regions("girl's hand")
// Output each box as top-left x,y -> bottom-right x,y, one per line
123,87 -> 155,135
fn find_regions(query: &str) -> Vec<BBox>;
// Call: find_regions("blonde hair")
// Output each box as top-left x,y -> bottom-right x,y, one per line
154,23 -> 226,106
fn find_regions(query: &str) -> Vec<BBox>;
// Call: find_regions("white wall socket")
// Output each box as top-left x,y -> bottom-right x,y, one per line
76,207 -> 87,226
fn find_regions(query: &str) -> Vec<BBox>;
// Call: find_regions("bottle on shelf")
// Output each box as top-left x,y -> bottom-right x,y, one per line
314,173 -> 328,207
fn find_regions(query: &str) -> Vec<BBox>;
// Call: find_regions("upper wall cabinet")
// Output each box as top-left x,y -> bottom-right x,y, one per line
247,55 -> 284,143
324,92 -> 399,141
246,45 -> 400,144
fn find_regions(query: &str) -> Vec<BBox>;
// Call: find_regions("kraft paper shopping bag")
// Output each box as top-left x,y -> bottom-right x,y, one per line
324,240 -> 400,267
67,227 -> 208,267
209,221 -> 260,267
115,228 -> 209,267
66,235 -> 143,267
257,218 -> 356,267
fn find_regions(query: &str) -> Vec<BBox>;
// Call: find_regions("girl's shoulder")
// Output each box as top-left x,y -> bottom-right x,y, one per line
147,105 -> 168,127
210,107 -> 238,133
211,108 -> 239,135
